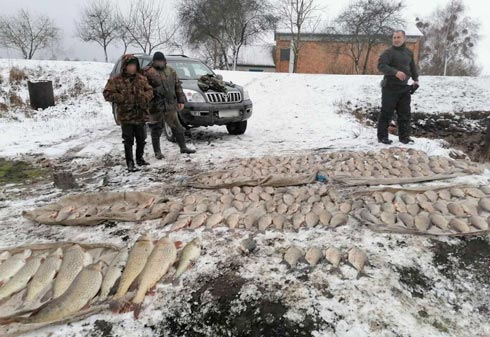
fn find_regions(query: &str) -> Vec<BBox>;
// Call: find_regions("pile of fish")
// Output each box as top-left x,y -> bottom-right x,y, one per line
0,236 -> 201,336
0,243 -> 119,322
282,244 -> 370,279
23,192 -> 170,226
357,185 -> 490,235
161,185 -> 355,232
186,148 -> 482,189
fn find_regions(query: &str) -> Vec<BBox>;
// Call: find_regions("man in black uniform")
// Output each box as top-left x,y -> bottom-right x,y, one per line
377,30 -> 419,145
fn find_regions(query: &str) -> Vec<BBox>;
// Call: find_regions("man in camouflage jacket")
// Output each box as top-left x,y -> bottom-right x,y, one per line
143,52 -> 196,157
103,54 -> 154,172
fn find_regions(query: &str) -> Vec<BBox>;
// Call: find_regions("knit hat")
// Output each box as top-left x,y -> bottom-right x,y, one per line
153,52 -> 166,61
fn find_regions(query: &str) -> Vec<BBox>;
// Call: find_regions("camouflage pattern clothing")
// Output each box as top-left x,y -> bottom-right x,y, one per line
142,64 -> 186,131
103,55 -> 154,124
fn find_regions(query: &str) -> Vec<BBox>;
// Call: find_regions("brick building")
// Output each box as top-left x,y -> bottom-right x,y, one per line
274,25 -> 423,74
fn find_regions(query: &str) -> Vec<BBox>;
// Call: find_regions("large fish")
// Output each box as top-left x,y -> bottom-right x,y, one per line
9,262 -> 103,324
172,239 -> 201,285
0,253 -> 46,301
53,245 -> 93,299
305,246 -> 322,268
24,248 -> 63,304
130,237 -> 177,318
324,246 -> 342,272
347,247 -> 370,279
111,234 -> 154,304
99,248 -> 129,301
0,250 -> 32,286
283,246 -> 304,269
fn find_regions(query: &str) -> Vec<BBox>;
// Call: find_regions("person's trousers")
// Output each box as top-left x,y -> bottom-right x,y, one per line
377,85 -> 412,140
121,123 -> 146,160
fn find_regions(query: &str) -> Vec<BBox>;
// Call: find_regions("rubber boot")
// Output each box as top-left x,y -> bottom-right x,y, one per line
152,134 -> 164,160
124,144 -> 139,172
136,142 -> 149,166
175,131 -> 196,154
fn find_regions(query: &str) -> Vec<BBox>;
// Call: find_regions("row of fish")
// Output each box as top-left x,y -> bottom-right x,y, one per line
282,245 -> 370,279
0,236 -> 201,325
27,194 -> 169,225
359,187 -> 490,234
190,148 -> 482,188
160,185 -> 354,231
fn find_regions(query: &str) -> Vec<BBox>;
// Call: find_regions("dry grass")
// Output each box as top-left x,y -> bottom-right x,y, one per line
9,67 -> 28,84
9,91 -> 24,107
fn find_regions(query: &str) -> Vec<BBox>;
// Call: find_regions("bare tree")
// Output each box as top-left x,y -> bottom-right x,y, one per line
76,0 -> 119,62
116,23 -> 135,55
336,0 -> 405,74
120,0 -> 178,54
416,0 -> 480,76
179,0 -> 277,70
278,0 -> 321,73
0,9 -> 60,60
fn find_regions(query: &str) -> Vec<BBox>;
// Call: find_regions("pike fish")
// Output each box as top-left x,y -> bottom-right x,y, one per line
0,250 -> 32,286
24,248 -> 63,304
112,234 -> 154,302
0,254 -> 45,301
130,237 -> 177,318
53,245 -> 93,299
99,248 -> 129,301
12,262 -> 103,324
173,238 -> 201,284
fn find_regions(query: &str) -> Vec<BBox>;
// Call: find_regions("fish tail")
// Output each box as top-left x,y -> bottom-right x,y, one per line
356,271 -> 372,280
109,299 -> 126,313
133,303 -> 143,319
172,277 -> 182,287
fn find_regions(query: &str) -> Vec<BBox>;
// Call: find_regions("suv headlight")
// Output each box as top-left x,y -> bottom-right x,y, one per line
243,89 -> 250,100
183,89 -> 206,103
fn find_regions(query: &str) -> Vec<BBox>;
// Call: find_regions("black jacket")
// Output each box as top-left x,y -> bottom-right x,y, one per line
378,44 -> 419,87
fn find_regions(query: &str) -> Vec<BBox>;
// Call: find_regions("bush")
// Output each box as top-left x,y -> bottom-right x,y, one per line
9,91 -> 24,107
9,67 -> 28,84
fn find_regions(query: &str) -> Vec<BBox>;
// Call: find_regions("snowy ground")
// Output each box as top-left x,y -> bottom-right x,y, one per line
0,60 -> 489,337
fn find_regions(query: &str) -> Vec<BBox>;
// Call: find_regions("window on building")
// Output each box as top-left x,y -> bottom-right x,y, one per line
280,48 -> 290,61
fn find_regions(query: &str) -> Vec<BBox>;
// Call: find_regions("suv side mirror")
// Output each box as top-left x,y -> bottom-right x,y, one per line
216,74 -> 223,81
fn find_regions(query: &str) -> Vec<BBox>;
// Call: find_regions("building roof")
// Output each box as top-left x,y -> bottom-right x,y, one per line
235,45 -> 275,67
275,21 -> 423,37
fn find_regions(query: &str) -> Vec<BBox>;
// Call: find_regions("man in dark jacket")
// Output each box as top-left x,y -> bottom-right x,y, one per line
377,30 -> 419,145
143,52 -> 196,158
103,54 -> 154,172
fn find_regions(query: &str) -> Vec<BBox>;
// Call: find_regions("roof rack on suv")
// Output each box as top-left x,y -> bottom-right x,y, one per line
167,54 -> 189,58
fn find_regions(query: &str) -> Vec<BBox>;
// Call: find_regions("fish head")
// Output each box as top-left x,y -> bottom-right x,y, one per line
137,233 -> 153,242
89,261 -> 105,272
158,237 -> 172,245
52,247 -> 64,258
191,238 -> 202,248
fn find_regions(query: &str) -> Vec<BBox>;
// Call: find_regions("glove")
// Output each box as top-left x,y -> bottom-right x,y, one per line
410,83 -> 419,94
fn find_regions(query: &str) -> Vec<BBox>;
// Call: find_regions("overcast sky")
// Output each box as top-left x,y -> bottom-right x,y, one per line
0,0 -> 489,75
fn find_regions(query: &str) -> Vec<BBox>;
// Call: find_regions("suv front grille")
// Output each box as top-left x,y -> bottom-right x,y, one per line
205,91 -> 242,104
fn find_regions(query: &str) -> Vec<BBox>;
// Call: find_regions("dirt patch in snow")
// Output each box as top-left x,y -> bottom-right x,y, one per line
432,237 -> 490,284
396,265 -> 434,299
0,158 -> 49,185
159,269 -> 318,337
341,101 -> 490,161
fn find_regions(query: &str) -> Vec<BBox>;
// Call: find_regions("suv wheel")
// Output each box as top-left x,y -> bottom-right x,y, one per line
163,121 -> 176,142
226,121 -> 247,135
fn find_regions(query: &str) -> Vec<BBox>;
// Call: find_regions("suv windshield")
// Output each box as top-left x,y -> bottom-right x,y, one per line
167,61 -> 215,80
139,59 -> 214,80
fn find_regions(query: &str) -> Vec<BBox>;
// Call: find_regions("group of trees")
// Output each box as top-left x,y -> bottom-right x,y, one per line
0,0 -> 482,76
